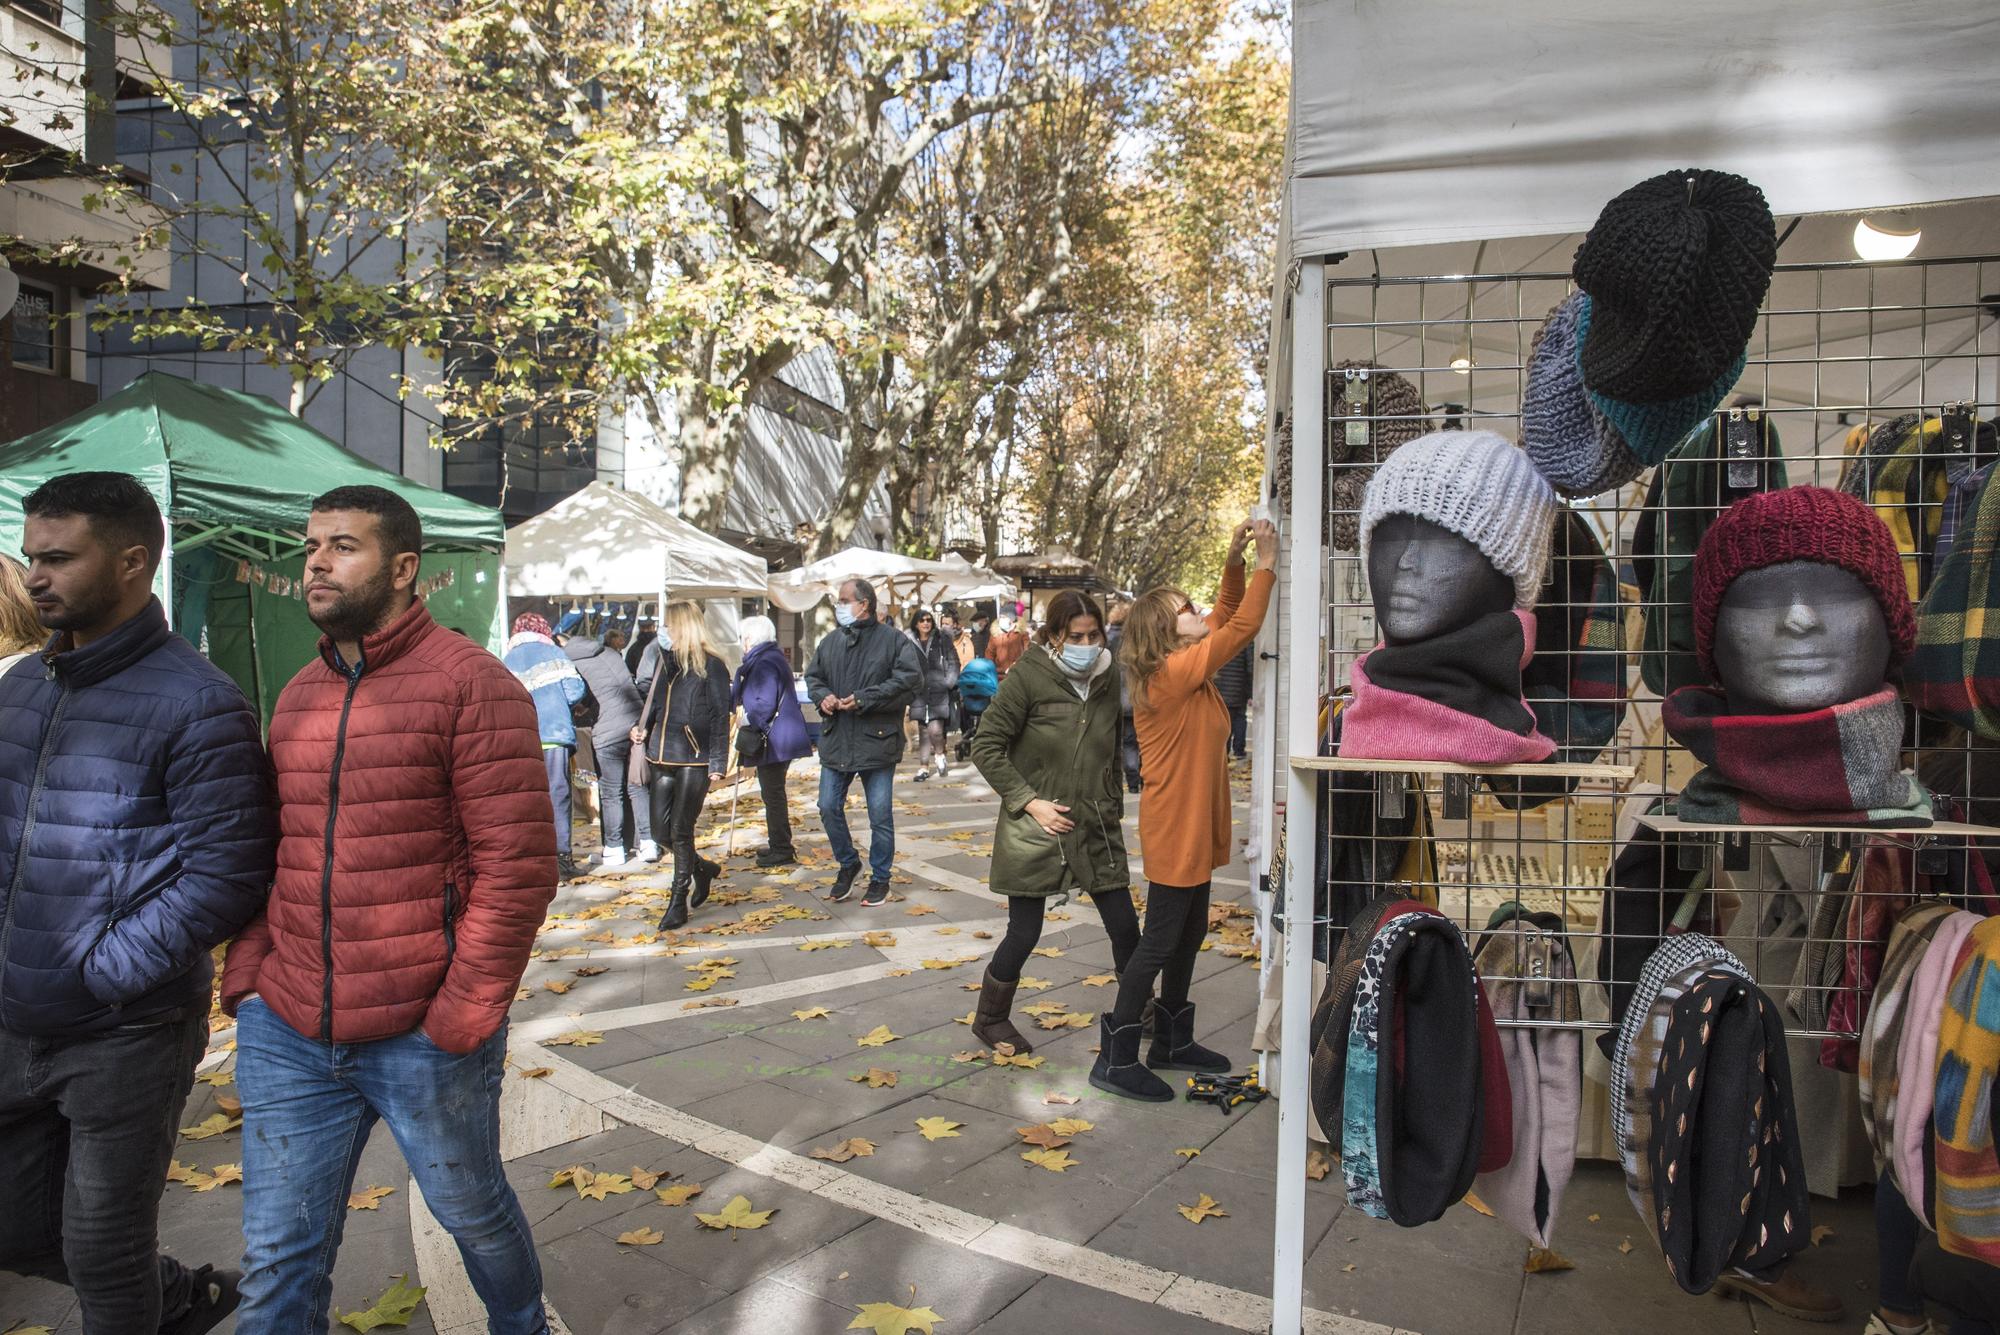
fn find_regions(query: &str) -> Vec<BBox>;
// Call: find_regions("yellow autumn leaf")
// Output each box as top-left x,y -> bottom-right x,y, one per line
1081,973 -> 1115,987
1048,1117 -> 1094,1136
1021,1147 -> 1076,1172
811,1137 -> 877,1163
904,905 -> 937,916
1030,946 -> 1064,958
683,976 -> 718,992
179,1113 -> 240,1141
194,1070 -> 233,1086
194,1163 -> 242,1191
1017,977 -> 1052,991
1524,1247 -> 1575,1274
1177,1193 -> 1228,1224
993,1052 -> 1045,1068
849,1068 -> 899,1088
515,1067 -> 554,1079
694,1194 -> 775,1230
1462,1192 -> 1496,1217
855,1025 -> 900,1048
1306,1150 -> 1334,1181
1175,1147 -> 1202,1159
630,1167 -> 663,1190
334,1273 -> 425,1331
616,1226 -> 665,1246
919,958 -> 967,970
347,1185 -> 396,1210
914,1117 -> 962,1141
683,997 -> 739,1010
799,940 -> 849,951
656,1183 -> 704,1206
542,979 -> 573,994
952,1011 -> 976,1025
847,1299 -> 943,1335
1036,1012 -> 1092,1031
573,965 -> 608,976
545,1030 -> 603,1047
579,1172 -> 636,1201
792,1006 -> 832,1020
861,931 -> 898,947
1021,1001 -> 1069,1016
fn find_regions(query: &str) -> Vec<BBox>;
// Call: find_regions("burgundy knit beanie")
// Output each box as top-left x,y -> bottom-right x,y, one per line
1692,486 -> 1915,681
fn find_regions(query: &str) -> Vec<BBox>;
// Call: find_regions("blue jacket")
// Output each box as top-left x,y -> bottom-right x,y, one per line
732,641 -> 813,764
0,599 -> 278,1035
503,632 -> 586,746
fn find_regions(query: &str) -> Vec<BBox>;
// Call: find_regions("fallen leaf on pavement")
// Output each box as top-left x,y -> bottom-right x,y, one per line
194,1070 -> 233,1086
861,932 -> 898,948
542,979 -> 574,994
934,926 -> 960,936
1037,1012 -> 1092,1031
656,1183 -> 704,1206
1021,1148 -> 1076,1172
694,1194 -> 775,1230
1017,977 -> 1052,991
1048,1117 -> 1094,1136
971,930 -> 993,939
1015,1124 -> 1072,1150
630,1167 -> 664,1190
215,1093 -> 243,1117
904,905 -> 937,917
856,1025 -> 900,1047
793,1006 -> 832,1021
1462,1192 -> 1496,1217
1811,1224 -> 1835,1246
811,1138 -> 877,1163
850,1068 -> 899,1088
194,1163 -> 242,1191
516,1067 -> 554,1079
1617,1239 -> 1634,1255
573,965 -> 608,977
1587,1213 -> 1601,1223
683,976 -> 719,992
993,1052 -> 1044,1068
919,958 -> 968,970
1306,1150 -> 1333,1181
577,1172 -> 635,1201
952,1011 -> 976,1025
799,940 -> 849,952
1030,947 -> 1064,958
950,1049 -> 986,1063
1175,1147 -> 1201,1159
1021,1001 -> 1069,1016
1043,1092 -> 1080,1106
847,1298 -> 943,1335
335,1273 -> 425,1331
616,1226 -> 665,1246
1177,1193 -> 1228,1224
545,1031 -> 603,1048
682,997 -> 739,1010
347,1185 -> 396,1210
166,1159 -> 204,1185
886,969 -> 913,977
1081,974 -> 1115,987
1523,1247 -> 1574,1274
179,1113 -> 240,1141
914,1117 -> 963,1141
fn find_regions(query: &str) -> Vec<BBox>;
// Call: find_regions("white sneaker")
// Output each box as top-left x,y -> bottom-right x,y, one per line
636,840 -> 662,862
599,846 -> 629,869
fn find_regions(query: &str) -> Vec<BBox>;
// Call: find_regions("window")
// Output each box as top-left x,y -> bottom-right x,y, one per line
8,282 -> 60,373
7,0 -> 67,27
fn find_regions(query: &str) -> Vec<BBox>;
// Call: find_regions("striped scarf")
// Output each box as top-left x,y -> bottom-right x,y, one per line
1935,916 -> 2000,1264
1862,901 -> 1962,1166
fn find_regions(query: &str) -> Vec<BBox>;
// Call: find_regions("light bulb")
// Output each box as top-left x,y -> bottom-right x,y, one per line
1449,357 -> 1472,375
1853,215 -> 1920,262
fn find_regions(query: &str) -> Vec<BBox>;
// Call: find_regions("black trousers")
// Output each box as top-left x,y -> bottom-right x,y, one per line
758,759 -> 794,857
1111,881 -> 1211,1026
990,890 -> 1139,984
1120,714 -> 1142,785
649,765 -> 714,883
0,1012 -> 207,1332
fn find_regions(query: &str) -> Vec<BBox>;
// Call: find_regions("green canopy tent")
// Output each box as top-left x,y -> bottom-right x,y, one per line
0,372 -> 506,728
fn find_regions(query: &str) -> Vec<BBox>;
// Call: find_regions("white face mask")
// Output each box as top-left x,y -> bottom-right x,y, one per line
1059,643 -> 1102,674
658,629 -> 674,651
835,602 -> 859,628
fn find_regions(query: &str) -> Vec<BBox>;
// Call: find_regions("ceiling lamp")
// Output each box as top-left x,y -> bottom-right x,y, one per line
1853,213 -> 1921,262
1449,356 -> 1472,375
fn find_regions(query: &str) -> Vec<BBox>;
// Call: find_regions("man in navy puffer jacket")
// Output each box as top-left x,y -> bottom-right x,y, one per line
0,472 -> 278,1334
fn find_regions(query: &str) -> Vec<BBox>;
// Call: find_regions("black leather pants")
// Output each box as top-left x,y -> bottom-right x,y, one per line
648,766 -> 713,883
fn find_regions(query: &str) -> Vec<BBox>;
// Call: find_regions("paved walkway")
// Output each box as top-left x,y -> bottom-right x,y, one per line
4,758 -> 1885,1334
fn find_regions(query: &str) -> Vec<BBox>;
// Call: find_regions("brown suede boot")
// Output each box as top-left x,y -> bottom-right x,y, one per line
970,970 -> 1033,1054
1712,1265 -> 1844,1323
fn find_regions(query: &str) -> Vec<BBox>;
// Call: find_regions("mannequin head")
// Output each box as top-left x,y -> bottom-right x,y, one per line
1710,561 -> 1890,713
1366,514 -> 1516,644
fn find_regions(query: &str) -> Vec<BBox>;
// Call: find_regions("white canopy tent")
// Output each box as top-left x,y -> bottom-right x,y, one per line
1263,5 -> 2000,1329
766,548 -> 1011,614
503,480 -> 769,605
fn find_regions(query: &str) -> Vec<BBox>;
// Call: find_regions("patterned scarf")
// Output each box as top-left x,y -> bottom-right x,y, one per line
1341,610 -> 1556,765
1663,685 -> 1933,827
1935,916 -> 2000,1266
1861,901 -> 1959,1168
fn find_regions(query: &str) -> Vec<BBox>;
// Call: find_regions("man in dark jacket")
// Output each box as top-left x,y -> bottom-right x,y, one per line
1215,643 -> 1254,760
804,577 -> 922,906
0,471 -> 278,1334
566,632 -> 657,866
220,486 -> 555,1333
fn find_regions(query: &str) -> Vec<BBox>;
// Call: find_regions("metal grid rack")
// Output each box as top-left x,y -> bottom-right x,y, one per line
1266,248 -> 2000,1329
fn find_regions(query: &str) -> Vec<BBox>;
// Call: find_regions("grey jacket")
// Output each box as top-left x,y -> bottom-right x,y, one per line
565,636 -> 644,738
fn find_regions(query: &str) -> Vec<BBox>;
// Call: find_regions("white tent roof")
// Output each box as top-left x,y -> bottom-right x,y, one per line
504,480 -> 768,602
767,548 -> 1010,614
1286,0 -> 2000,261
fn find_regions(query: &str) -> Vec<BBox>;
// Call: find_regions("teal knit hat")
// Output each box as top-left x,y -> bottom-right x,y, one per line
1578,295 -> 1743,467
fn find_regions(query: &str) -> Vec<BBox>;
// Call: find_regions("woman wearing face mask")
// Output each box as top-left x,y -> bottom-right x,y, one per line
731,615 -> 813,868
907,609 -> 959,781
1090,518 -> 1276,1100
631,601 -> 733,930
965,590 -> 1140,1054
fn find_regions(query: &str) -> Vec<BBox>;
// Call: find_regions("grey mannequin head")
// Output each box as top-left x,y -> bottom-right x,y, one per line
1710,560 -> 1891,713
1366,514 -> 1515,644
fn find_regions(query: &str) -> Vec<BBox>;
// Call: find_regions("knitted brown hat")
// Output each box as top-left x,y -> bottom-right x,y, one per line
1326,362 -> 1427,550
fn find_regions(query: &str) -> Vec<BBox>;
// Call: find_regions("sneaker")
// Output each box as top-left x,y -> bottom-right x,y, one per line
913,769 -> 930,783
756,848 -> 798,869
160,1264 -> 242,1335
861,880 -> 890,907
556,854 -> 578,883
598,846 -> 629,869
636,840 -> 663,862
1862,1316 -> 1937,1335
828,863 -> 862,903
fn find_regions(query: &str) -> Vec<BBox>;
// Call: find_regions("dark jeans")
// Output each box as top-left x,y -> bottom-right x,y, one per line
1878,1170 -> 1998,1334
1112,880 -> 1212,1026
592,734 -> 653,852
1227,704 -> 1248,759
1120,714 -> 1142,786
234,999 -> 546,1333
543,744 -> 573,855
0,1013 -> 207,1332
648,766 -> 715,883
819,766 -> 895,882
758,760 -> 795,857
991,890 -> 1139,983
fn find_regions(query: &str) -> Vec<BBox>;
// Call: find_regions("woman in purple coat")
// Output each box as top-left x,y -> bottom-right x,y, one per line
733,615 -> 814,867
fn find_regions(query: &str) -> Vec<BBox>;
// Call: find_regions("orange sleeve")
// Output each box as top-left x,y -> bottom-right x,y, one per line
1207,563 -> 1246,632
1154,568 -> 1275,701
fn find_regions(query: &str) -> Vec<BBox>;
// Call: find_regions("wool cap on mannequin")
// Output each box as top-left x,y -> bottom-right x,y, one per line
1357,430 -> 1558,611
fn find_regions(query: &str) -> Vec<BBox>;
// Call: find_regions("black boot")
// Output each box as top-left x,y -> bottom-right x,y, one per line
969,970 -> 1033,1055
659,876 -> 692,931
1147,1001 -> 1231,1073
756,847 -> 797,868
557,853 -> 578,883
691,857 -> 720,909
160,1263 -> 242,1335
1089,1014 -> 1173,1102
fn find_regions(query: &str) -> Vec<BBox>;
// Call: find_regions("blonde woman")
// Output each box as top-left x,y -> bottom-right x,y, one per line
1089,519 -> 1276,1101
631,601 -> 732,929
0,554 -> 43,676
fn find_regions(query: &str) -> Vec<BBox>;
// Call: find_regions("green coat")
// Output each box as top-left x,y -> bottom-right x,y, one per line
969,643 -> 1128,898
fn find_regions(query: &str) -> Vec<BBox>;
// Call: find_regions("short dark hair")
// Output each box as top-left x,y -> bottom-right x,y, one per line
842,577 -> 878,616
23,471 -> 166,572
311,484 -> 422,558
1038,589 -> 1106,647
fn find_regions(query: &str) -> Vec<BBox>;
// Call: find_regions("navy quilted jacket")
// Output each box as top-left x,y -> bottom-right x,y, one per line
0,599 -> 278,1035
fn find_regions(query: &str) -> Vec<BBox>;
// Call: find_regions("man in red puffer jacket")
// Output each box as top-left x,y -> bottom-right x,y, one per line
219,485 -> 556,1334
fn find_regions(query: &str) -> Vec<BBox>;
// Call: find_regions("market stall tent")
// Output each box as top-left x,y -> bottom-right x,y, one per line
766,547 -> 1009,614
0,372 -> 505,727
503,479 -> 770,604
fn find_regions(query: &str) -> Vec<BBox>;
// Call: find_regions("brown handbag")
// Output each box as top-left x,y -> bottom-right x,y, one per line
628,661 -> 667,787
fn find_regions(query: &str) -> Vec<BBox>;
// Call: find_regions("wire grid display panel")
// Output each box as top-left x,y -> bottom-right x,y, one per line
1311,252 -> 2000,1038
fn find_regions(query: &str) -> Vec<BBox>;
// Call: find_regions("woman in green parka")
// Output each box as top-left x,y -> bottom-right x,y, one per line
967,589 -> 1139,1053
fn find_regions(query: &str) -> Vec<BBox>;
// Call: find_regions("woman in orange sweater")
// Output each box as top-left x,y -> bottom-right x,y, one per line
1091,518 -> 1277,1101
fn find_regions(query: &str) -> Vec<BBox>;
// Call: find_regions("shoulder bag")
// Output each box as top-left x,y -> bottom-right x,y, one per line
628,661 -> 669,787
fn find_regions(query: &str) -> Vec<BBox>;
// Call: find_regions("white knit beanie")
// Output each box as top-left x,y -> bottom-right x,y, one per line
1357,429 -> 1559,609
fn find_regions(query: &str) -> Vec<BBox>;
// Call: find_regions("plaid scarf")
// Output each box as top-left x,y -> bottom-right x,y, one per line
1908,459 -> 2000,739
1663,685 -> 1933,827
1936,916 -> 2000,1266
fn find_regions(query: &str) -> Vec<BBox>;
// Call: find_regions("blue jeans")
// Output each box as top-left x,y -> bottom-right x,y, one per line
544,745 -> 572,855
819,765 -> 895,882
233,999 -> 546,1334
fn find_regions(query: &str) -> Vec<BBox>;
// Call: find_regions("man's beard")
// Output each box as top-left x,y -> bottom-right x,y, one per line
35,580 -> 122,633
308,566 -> 398,642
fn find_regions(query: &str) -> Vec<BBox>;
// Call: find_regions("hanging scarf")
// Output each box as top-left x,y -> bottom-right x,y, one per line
1340,610 -> 1556,764
1860,901 -> 1959,1171
1894,910 -> 1984,1214
1649,971 -> 1811,1294
1663,685 -> 1933,828
1936,916 -> 2000,1266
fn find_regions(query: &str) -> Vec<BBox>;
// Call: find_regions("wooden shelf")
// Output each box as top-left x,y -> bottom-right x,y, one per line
1638,812 -> 2000,839
1289,756 -> 1636,781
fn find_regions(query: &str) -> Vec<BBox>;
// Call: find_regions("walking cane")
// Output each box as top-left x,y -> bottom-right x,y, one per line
724,717 -> 740,859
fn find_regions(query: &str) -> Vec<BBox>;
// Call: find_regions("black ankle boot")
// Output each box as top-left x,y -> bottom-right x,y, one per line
691,857 -> 719,908
659,876 -> 692,931
1147,1001 -> 1231,1073
1089,1014 -> 1173,1102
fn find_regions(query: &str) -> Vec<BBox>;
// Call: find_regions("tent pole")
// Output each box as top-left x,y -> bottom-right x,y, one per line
1271,257 -> 1324,1335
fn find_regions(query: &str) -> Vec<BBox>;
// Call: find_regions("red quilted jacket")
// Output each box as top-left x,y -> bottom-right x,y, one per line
220,600 -> 556,1053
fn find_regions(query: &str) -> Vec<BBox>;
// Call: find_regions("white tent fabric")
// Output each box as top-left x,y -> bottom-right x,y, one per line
767,548 -> 1009,614
1287,0 -> 2000,259
504,480 -> 768,603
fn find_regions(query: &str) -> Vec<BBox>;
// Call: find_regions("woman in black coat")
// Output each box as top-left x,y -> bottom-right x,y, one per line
632,601 -> 732,929
908,609 -> 959,781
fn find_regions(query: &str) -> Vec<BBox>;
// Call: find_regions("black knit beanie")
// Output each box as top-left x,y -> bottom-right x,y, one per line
1573,169 -> 1776,404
